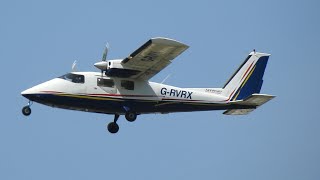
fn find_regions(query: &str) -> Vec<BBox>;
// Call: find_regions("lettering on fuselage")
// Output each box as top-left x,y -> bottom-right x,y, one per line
205,89 -> 222,94
160,88 -> 193,99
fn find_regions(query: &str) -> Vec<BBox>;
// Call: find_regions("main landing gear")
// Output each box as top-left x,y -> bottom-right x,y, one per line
22,101 -> 32,116
107,111 -> 137,134
125,111 -> 137,122
107,114 -> 120,134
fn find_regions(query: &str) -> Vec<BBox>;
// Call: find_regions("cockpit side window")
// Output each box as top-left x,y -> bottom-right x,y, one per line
59,73 -> 85,83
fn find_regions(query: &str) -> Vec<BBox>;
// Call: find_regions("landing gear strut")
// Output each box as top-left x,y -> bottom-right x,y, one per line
22,101 -> 32,116
107,114 -> 120,134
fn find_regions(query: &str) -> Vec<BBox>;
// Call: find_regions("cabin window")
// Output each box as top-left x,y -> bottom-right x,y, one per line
59,73 -> 85,83
97,78 -> 114,88
121,80 -> 134,90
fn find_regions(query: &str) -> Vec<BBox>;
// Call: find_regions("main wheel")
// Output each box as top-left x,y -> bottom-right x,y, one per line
107,122 -> 119,134
22,106 -> 31,116
125,112 -> 137,122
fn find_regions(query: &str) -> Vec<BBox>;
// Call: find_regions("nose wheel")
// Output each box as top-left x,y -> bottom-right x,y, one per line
22,101 -> 32,116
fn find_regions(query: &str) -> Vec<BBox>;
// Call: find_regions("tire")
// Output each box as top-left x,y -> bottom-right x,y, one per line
22,106 -> 31,116
125,112 -> 137,122
107,122 -> 119,133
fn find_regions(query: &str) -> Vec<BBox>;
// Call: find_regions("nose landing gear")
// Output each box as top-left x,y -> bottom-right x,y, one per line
22,101 -> 32,116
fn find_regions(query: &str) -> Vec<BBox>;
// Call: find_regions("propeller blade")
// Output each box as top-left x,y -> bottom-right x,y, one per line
72,60 -> 77,72
102,43 -> 109,61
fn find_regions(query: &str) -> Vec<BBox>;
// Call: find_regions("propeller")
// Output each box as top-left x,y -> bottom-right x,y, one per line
94,43 -> 110,77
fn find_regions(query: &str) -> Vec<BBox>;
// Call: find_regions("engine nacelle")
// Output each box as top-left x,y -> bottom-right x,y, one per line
94,59 -> 123,71
94,59 -> 139,78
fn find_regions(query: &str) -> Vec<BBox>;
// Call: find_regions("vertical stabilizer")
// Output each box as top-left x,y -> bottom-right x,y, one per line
222,52 -> 270,101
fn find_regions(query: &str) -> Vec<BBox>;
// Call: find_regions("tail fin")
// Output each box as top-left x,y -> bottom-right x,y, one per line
222,51 -> 270,101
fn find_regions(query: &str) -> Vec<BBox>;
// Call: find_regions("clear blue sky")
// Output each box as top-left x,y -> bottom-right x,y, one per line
1,0 -> 319,179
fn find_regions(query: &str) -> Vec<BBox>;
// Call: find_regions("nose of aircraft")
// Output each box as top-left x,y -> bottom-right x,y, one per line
21,86 -> 38,100
21,81 -> 50,100
21,78 -> 64,101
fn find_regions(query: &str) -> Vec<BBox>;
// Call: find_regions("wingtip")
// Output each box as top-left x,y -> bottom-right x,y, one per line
151,37 -> 189,47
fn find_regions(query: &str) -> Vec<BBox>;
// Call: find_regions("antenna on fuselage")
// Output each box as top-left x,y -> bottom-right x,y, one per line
161,74 -> 171,84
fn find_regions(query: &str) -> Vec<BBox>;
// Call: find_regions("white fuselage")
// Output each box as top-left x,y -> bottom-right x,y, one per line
21,72 -> 231,114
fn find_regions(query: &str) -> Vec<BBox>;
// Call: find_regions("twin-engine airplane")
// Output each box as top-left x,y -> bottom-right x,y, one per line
21,37 -> 275,133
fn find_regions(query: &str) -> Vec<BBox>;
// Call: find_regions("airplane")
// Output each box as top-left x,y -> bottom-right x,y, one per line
21,37 -> 275,134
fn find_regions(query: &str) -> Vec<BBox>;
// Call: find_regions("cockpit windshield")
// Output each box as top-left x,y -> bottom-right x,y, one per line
58,73 -> 85,83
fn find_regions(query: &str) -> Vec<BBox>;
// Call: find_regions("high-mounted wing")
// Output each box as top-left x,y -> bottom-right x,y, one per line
120,37 -> 189,80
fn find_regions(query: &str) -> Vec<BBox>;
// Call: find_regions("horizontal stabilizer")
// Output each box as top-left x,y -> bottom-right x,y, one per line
223,94 -> 275,115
